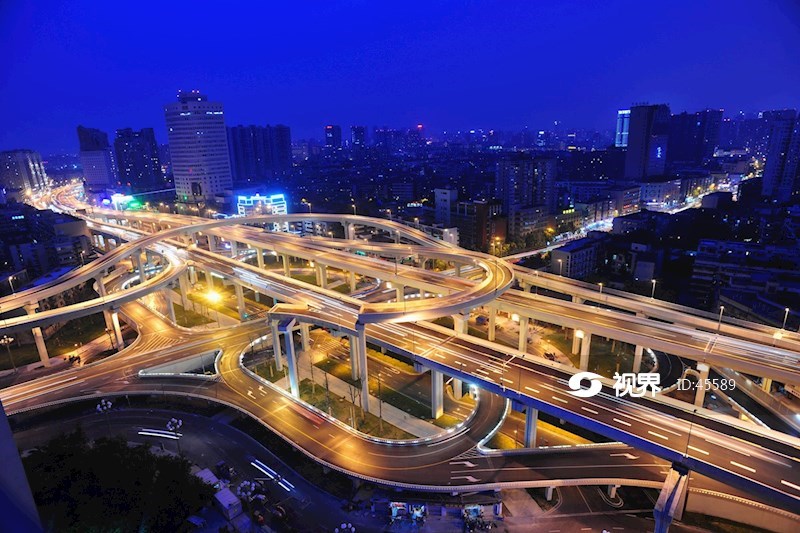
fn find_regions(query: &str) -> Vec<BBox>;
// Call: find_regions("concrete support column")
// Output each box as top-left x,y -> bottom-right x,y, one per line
579,332 -> 592,371
572,295 -> 584,304
270,321 -> 283,371
355,324 -> 370,413
318,264 -> 328,289
395,284 -> 404,303
300,323 -> 311,351
394,231 -> 400,244
234,283 -> 246,321
178,274 -> 190,309
256,248 -> 264,269
653,466 -> 689,533
762,377 -> 773,393
208,235 -> 218,253
633,345 -> 644,373
571,331 -> 581,355
518,316 -> 530,352
134,249 -> 145,282
283,329 -> 300,398
488,307 -> 497,342
454,264 -> 461,277
451,378 -> 463,399
281,254 -> 291,276
694,363 -> 710,408
524,407 -> 538,448
349,271 -> 357,292
345,223 -> 355,240
188,265 -> 197,285
164,288 -> 177,323
349,335 -> 360,381
607,485 -> 619,499
24,304 -> 49,367
431,369 -> 444,419
230,240 -> 238,258
110,310 -> 124,349
453,312 -> 469,335
545,487 -> 554,501
521,281 -> 530,292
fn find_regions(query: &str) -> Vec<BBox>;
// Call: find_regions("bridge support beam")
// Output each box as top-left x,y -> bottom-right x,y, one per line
300,323 -> 311,351
633,344 -> 644,373
524,407 -> 538,448
208,235 -> 218,253
395,284 -> 404,303
545,487 -> 554,501
281,254 -> 291,276
432,369 -> 444,419
270,321 -> 283,371
572,295 -> 584,305
454,264 -> 461,277
24,304 -> 50,367
345,223 -> 355,240
134,249 -> 145,282
316,264 -> 328,289
694,363 -> 710,408
349,335 -> 360,381
653,465 -> 689,533
255,247 -> 264,269
349,271 -> 357,292
234,283 -> 246,321
451,377 -> 463,399
518,316 -> 529,352
178,274 -> 190,310
579,332 -> 592,371
230,240 -> 238,258
164,288 -> 176,324
607,484 -> 619,499
282,328 -> 300,398
572,330 -> 581,355
110,309 -> 124,349
761,377 -> 773,393
488,307 -> 497,341
355,324 -> 370,413
453,312 -> 469,335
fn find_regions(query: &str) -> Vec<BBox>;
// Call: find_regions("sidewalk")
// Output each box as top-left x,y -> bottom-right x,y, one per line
274,348 -> 442,438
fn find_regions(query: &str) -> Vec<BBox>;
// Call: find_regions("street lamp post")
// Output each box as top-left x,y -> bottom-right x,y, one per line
8,275 -> 15,294
650,279 -> 657,299
598,282 -> 603,296
167,417 -> 183,454
0,335 -> 16,372
557,259 -> 563,276
351,203 -> 356,215
781,307 -> 790,330
716,305 -> 725,334
377,372 -> 383,434
104,327 -> 115,349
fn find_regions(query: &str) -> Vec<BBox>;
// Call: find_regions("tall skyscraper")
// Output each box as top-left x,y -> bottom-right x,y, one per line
495,153 -> 558,216
667,109 -> 723,167
0,150 -> 48,193
762,110 -> 800,203
77,126 -> 119,192
227,124 -> 293,185
114,128 -> 164,192
164,90 -> 232,203
624,104 -> 671,180
351,125 -> 367,148
615,109 -> 631,148
324,125 -> 342,148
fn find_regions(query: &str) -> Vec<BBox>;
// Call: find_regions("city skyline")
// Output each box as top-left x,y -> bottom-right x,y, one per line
2,0 -> 800,154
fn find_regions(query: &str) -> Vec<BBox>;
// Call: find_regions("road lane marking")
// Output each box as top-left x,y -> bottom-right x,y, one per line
687,445 -> 709,455
500,377 -> 513,384
581,407 -> 599,415
551,395 -> 569,404
648,431 -> 669,441
450,475 -> 480,482
781,480 -> 800,492
610,453 -> 639,460
613,418 -> 631,427
524,386 -> 540,394
730,461 -> 756,473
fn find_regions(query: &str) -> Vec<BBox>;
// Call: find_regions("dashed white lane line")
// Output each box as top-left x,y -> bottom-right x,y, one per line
688,445 -> 709,455
581,406 -> 599,415
730,461 -> 756,473
648,430 -> 669,441
551,395 -> 569,404
613,418 -> 631,427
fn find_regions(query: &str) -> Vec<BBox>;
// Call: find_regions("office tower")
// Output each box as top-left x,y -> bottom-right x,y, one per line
434,188 -> 457,225
114,128 -> 164,192
495,154 -> 558,217
668,109 -> 724,167
324,125 -> 342,148
227,124 -> 292,185
615,110 -> 631,148
624,104 -> 671,180
164,90 -> 232,202
0,150 -> 48,193
762,110 -> 800,203
77,126 -> 119,192
351,125 -> 367,148
534,156 -> 559,214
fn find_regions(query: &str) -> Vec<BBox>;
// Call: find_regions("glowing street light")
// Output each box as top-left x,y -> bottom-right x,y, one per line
557,259 -> 563,276
0,335 -> 16,372
716,305 -> 725,334
8,275 -> 15,294
781,307 -> 790,330
598,282 -> 603,296
650,279 -> 657,299
205,290 -> 222,304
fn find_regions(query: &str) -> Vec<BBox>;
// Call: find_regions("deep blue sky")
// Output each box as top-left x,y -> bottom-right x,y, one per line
2,0 -> 799,154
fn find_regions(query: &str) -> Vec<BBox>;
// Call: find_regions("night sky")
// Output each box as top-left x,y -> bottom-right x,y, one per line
2,0 -> 799,154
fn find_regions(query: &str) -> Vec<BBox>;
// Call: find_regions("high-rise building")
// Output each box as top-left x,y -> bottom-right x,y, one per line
114,128 -> 164,192
624,104 -> 671,180
615,110 -> 631,148
762,110 -> 800,203
351,126 -> 367,148
324,125 -> 342,148
434,188 -> 457,226
77,126 -> 119,192
495,153 -> 558,216
0,150 -> 48,193
227,124 -> 292,185
164,90 -> 232,203
667,109 -> 723,167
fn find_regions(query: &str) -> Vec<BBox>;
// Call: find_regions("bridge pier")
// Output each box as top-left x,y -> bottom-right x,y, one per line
230,240 -> 238,258
545,487 -> 554,501
281,326 -> 300,398
316,264 -> 328,289
270,321 -> 284,371
164,288 -> 177,324
633,344 -> 644,373
653,465 -> 689,533
24,303 -> 50,367
454,264 -> 461,277
761,377 -> 773,393
607,484 -> 619,499
300,323 -> 310,351
349,271 -> 357,292
255,247 -> 264,269
348,334 -> 360,380
453,312 -> 469,335
451,377 -> 463,399
234,283 -> 246,321
524,407 -> 538,448
432,369 -> 444,419
188,264 -> 197,285
110,309 -> 124,349
134,248 -> 145,282
395,284 -> 404,303
355,324 -> 370,413
572,295 -> 584,304
488,307 -> 497,341
572,330 -> 581,355
178,274 -> 190,310
694,363 -> 710,407
345,223 -> 355,240
518,316 -> 529,352
208,235 -> 218,253
281,254 -> 291,276
579,332 -> 592,371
